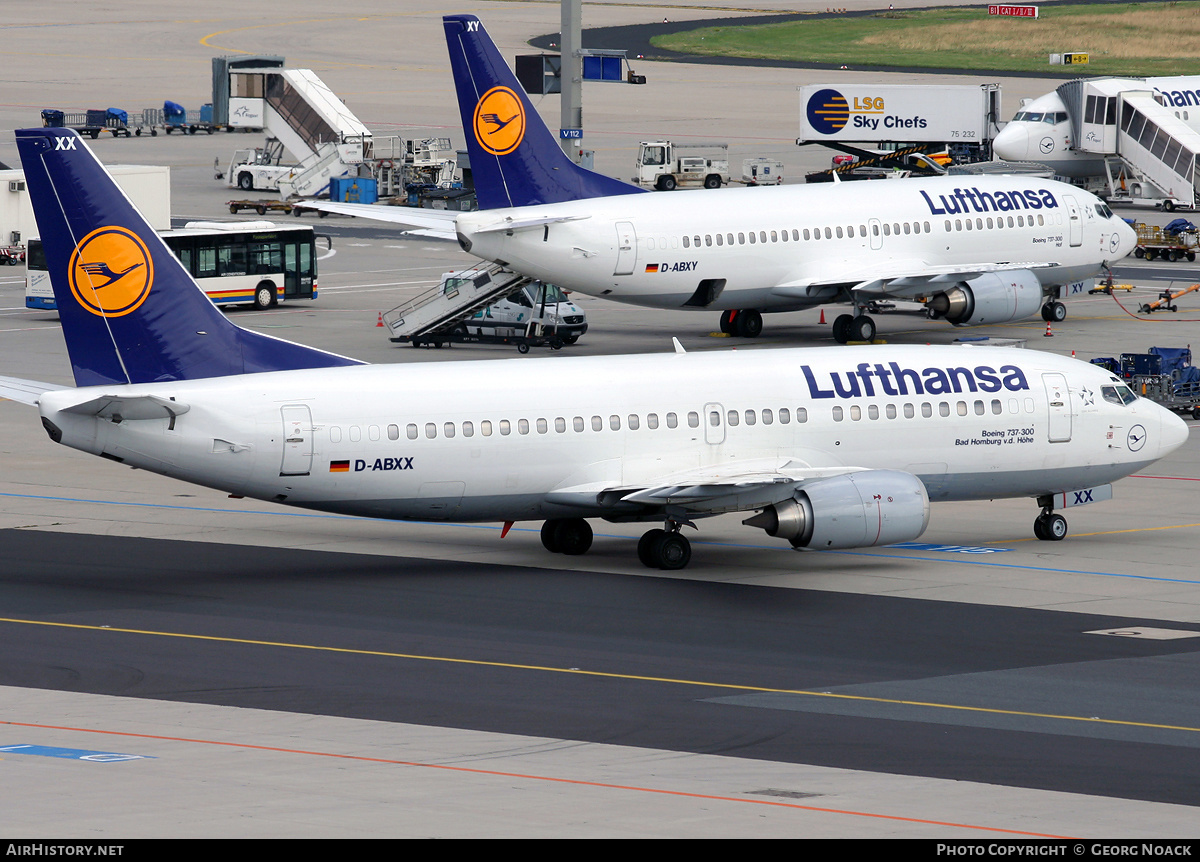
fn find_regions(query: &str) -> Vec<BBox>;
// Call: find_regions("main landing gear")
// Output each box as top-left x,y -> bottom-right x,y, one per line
636,522 -> 692,570
719,309 -> 763,338
540,518 -> 593,555
1041,301 -> 1066,322
1033,507 -> 1068,541
831,313 -> 876,344
539,517 -> 694,569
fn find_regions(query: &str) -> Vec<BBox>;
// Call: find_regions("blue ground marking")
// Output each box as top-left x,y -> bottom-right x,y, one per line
5,492 -> 1200,585
0,744 -> 153,762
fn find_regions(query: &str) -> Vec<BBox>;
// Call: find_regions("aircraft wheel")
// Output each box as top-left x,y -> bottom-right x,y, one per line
554,519 -> 593,556
719,310 -> 735,334
541,520 -> 563,553
637,529 -> 667,567
832,314 -> 854,344
654,532 -> 692,570
734,309 -> 763,338
1034,513 -> 1067,541
1049,301 -> 1066,322
851,315 -> 875,342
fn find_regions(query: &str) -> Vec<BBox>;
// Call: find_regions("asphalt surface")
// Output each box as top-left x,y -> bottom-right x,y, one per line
4,528 -> 1200,808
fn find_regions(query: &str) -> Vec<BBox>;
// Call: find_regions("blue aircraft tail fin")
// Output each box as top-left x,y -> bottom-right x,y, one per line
443,14 -> 646,210
15,128 -> 362,387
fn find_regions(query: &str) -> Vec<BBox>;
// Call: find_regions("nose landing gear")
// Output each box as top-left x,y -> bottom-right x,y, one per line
1033,508 -> 1068,541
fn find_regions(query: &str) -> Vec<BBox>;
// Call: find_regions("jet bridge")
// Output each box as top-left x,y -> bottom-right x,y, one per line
1057,78 -> 1200,209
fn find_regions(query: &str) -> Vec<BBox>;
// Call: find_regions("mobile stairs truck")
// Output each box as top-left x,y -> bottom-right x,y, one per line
382,264 -> 586,352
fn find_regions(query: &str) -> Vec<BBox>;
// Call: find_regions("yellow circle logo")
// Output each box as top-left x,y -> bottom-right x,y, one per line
67,226 -> 153,317
473,86 -> 525,156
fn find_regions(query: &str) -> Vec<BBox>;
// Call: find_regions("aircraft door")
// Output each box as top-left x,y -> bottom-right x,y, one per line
1042,373 -> 1073,443
868,219 -> 883,251
1063,195 -> 1083,247
703,402 -> 725,445
614,221 -> 637,276
280,404 -> 314,475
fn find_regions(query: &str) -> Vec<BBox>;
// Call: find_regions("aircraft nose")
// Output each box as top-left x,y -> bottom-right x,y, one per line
1158,404 -> 1190,458
1116,217 -> 1138,258
993,123 -> 1030,162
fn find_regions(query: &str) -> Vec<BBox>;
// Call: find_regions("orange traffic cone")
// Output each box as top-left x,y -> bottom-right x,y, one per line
376,312 -> 384,327
1044,320 -> 1053,337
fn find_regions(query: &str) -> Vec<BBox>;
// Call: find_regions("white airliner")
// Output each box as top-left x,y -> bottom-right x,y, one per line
306,15 -> 1137,341
993,76 -> 1200,177
0,127 -> 1187,570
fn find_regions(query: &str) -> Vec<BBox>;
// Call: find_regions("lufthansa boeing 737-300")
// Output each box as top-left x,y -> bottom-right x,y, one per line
0,127 -> 1187,569
304,15 -> 1138,343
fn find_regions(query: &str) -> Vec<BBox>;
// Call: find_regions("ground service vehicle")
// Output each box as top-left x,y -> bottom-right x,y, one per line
634,142 -> 730,191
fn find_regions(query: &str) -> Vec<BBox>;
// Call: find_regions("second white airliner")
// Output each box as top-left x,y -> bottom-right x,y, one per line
308,15 -> 1137,343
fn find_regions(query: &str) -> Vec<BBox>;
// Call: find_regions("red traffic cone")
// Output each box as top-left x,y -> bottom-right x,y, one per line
1044,320 -> 1053,337
819,308 -> 826,324
376,312 -> 384,328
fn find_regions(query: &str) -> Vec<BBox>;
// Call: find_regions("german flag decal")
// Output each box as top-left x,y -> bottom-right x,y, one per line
329,460 -> 350,473
645,264 -> 659,273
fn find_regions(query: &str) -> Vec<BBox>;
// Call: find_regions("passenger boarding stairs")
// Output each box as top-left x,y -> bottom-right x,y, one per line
277,139 -> 370,198
1060,79 -> 1200,208
248,68 -> 372,199
383,264 -> 534,341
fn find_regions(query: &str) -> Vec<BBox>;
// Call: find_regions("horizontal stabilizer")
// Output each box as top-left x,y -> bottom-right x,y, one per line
294,201 -> 459,239
0,375 -> 69,406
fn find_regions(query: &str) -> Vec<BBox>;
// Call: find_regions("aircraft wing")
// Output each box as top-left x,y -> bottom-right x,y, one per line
546,458 -> 863,515
771,259 -> 1059,300
0,376 -> 70,407
294,202 -> 459,239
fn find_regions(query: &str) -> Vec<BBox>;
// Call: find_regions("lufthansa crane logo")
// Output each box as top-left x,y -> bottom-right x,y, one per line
806,88 -> 850,135
67,226 -> 154,317
473,86 -> 526,156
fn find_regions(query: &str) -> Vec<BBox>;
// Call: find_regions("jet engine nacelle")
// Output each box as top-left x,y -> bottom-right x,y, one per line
743,470 -> 930,549
925,270 -> 1044,327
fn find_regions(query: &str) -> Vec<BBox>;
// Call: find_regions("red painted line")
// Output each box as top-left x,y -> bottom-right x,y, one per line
1131,474 -> 1200,481
0,718 -> 1073,837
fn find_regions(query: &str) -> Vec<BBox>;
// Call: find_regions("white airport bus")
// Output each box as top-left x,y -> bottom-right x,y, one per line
26,221 -> 325,311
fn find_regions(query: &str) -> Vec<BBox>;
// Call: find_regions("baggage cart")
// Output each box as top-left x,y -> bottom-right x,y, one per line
226,199 -> 297,216
1132,220 -> 1200,261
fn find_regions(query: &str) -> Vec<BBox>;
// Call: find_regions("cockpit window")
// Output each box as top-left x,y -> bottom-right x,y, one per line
1102,382 -> 1138,406
1095,202 -> 1115,219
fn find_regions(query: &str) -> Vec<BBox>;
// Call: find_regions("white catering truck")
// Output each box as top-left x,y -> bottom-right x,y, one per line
798,83 -> 1003,161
